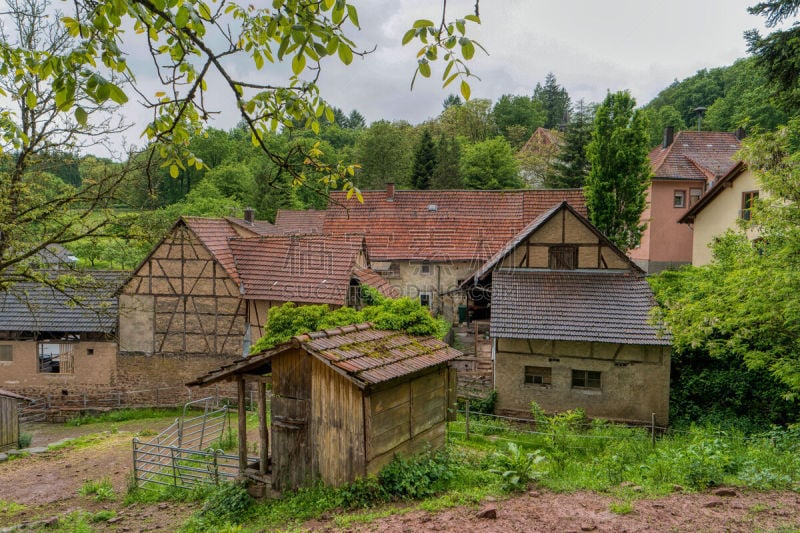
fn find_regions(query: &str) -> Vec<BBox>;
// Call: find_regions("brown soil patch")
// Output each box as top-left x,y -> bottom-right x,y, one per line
306,489 -> 800,533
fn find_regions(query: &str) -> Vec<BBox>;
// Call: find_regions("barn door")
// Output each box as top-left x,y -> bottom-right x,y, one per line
271,395 -> 310,491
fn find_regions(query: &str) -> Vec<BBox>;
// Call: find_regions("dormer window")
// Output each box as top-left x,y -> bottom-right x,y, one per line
549,245 -> 578,270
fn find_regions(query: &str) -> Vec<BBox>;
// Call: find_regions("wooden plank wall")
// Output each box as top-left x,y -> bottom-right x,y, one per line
270,350 -> 312,491
0,397 -> 19,452
310,359 -> 365,487
365,366 -> 448,475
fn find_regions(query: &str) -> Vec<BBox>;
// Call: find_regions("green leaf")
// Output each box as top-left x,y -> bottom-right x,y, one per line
460,38 -> 475,60
175,6 -> 189,28
292,53 -> 306,75
75,106 -> 88,126
464,14 -> 481,23
456,19 -> 466,35
338,43 -> 353,65
418,60 -> 431,78
25,90 -> 36,110
107,84 -> 128,104
413,19 -> 435,29
253,50 -> 264,70
169,164 -> 179,178
401,28 -> 416,45
198,2 -> 211,19
346,4 -> 359,27
460,79 -> 471,100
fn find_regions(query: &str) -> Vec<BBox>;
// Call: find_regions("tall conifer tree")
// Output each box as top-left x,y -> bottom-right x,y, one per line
411,129 -> 437,189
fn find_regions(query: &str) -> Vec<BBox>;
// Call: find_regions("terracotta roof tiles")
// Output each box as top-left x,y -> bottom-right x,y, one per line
648,131 -> 741,182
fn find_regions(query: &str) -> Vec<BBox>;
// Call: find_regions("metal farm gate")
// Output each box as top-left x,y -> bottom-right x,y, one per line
132,397 -> 255,490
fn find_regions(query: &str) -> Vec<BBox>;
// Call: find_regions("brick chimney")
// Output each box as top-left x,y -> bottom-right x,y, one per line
662,126 -> 675,149
386,182 -> 395,202
243,207 -> 255,223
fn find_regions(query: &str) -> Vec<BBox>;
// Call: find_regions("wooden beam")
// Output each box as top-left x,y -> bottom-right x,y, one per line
257,382 -> 268,475
237,378 -> 247,475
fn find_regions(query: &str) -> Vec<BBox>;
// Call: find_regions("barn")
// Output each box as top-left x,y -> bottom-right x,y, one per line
188,323 -> 462,491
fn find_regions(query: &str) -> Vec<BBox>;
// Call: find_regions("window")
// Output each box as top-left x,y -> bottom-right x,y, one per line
38,342 -> 74,374
419,292 -> 432,309
689,188 -> 702,206
548,245 -> 578,270
420,262 -> 431,275
571,369 -> 601,389
673,190 -> 686,208
741,191 -> 759,221
524,366 -> 552,386
0,345 -> 11,362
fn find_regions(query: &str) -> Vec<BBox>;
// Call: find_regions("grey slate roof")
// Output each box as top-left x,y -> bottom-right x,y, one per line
0,271 -> 128,334
490,269 -> 670,345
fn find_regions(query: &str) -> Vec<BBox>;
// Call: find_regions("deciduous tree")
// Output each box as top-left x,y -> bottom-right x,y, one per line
461,137 -> 522,190
584,91 -> 651,250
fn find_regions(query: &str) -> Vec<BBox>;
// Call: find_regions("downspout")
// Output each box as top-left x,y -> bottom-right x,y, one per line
436,265 -> 442,315
491,336 -> 497,390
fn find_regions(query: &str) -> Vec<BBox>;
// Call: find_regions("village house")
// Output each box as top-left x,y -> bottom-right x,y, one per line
462,202 -> 671,425
679,162 -> 761,265
275,185 -> 586,324
188,323 -> 461,491
0,271 -> 127,398
117,215 -> 392,390
630,128 -> 743,273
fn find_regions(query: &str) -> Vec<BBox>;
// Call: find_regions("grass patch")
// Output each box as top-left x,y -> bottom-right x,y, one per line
609,501 -> 635,515
66,407 -> 186,426
79,478 -> 116,502
0,500 -> 26,518
90,509 -> 117,522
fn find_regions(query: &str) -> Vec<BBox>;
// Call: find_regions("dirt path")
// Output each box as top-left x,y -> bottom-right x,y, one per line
307,489 -> 800,533
0,420 -> 198,532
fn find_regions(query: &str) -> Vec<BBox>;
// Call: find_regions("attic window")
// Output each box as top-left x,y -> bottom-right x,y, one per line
427,204 -> 438,211
548,245 -> 578,270
673,190 -> 686,208
420,262 -> 431,275
689,188 -> 702,206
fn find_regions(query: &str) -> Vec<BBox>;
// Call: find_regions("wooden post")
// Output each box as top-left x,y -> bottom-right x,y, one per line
465,399 -> 470,440
651,413 -> 656,448
237,378 -> 248,475
257,382 -> 268,475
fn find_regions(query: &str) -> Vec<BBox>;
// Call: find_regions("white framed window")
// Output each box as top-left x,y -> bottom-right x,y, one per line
689,188 -> 702,206
420,262 -> 431,275
524,366 -> 552,386
673,190 -> 686,208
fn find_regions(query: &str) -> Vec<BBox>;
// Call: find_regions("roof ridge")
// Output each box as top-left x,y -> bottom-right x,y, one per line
294,322 -> 374,344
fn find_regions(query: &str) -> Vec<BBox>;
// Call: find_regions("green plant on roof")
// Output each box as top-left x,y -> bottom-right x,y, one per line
250,288 -> 449,354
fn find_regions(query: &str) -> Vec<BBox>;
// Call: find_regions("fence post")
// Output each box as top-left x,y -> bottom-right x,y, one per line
117,391 -> 121,407
156,388 -> 160,407
213,449 -> 220,485
465,399 -> 470,440
131,438 -> 139,489
170,447 -> 178,487
651,413 -> 656,448
83,393 -> 87,408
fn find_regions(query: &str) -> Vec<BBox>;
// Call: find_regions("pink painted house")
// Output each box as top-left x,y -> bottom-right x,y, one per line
629,128 -> 743,273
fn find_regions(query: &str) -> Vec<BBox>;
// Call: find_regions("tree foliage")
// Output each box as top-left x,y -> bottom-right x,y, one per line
430,134 -> 463,189
411,129 -> 436,189
651,118 -> 800,399
250,288 -> 449,353
533,73 -> 571,130
746,0 -> 800,106
546,99 -> 593,188
492,94 -> 545,148
584,91 -> 651,250
461,137 -> 522,190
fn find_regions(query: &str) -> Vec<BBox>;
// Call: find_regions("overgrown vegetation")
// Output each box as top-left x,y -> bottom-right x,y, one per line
65,407 -> 185,426
250,288 -> 449,353
78,478 -> 116,502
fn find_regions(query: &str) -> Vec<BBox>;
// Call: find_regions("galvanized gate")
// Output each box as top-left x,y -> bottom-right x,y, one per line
132,397 -> 254,490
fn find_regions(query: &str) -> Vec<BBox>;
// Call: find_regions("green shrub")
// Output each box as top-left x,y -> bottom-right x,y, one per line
199,482 -> 253,523
378,450 -> 453,499
337,476 -> 384,508
17,433 -> 32,448
488,442 -> 546,491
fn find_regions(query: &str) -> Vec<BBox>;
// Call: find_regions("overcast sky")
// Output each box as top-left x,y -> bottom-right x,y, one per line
5,0 -> 771,156
312,0 -> 770,124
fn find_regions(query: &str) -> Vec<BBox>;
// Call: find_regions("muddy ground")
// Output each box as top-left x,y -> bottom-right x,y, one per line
1,421 -> 799,532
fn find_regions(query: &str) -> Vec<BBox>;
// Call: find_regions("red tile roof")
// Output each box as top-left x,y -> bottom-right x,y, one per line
679,161 -> 748,224
521,127 -> 564,151
229,234 -> 369,305
352,266 -> 401,298
322,188 -> 586,262
225,216 -> 282,236
187,324 -> 463,388
648,131 -> 741,182
182,217 -> 253,284
274,209 -> 326,234
491,270 -> 670,345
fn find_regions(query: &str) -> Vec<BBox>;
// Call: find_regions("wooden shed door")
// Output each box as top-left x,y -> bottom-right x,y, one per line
272,395 -> 310,491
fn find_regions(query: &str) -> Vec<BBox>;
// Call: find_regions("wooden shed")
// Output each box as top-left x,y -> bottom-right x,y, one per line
188,323 -> 462,491
0,389 -> 29,451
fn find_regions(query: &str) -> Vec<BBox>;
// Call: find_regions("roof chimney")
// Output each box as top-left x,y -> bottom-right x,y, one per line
243,207 -> 255,223
735,127 -> 746,141
386,182 -> 395,202
662,126 -> 675,148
